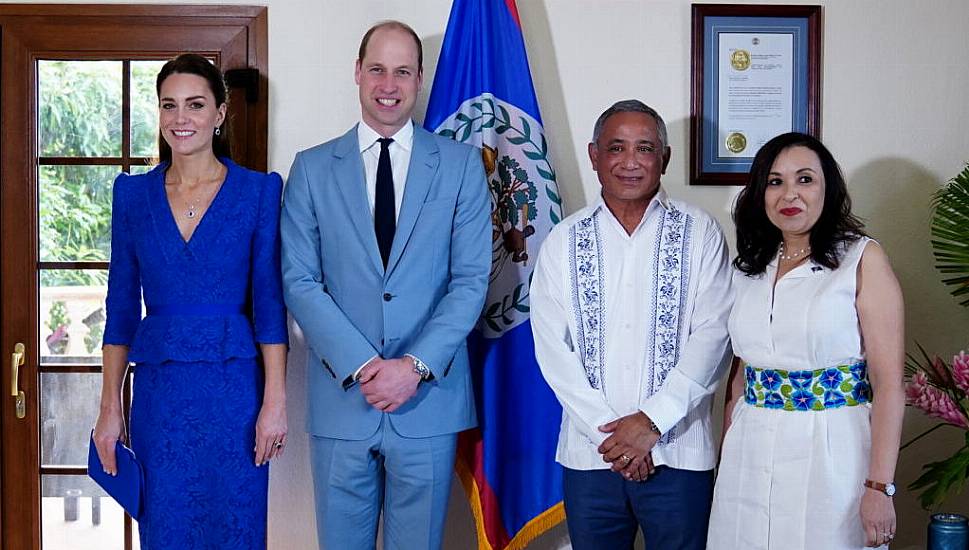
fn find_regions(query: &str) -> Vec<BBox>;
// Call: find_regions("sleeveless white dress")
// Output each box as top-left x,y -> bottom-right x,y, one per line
708,237 -> 885,550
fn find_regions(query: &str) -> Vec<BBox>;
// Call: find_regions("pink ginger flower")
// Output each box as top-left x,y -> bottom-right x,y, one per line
953,351 -> 969,393
907,370 -> 969,429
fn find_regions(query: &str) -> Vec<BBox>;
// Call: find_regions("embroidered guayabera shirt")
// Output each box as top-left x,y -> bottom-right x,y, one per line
531,189 -> 733,471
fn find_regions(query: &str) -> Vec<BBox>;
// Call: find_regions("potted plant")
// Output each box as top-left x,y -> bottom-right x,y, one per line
904,164 -> 969,509
45,300 -> 71,355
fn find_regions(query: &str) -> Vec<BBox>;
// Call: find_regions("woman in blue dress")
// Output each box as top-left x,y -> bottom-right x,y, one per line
92,54 -> 288,549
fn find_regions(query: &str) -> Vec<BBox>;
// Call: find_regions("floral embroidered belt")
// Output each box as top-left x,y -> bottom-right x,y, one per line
744,361 -> 871,411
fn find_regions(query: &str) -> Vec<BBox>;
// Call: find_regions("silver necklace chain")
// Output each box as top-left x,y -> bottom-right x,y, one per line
169,167 -> 224,219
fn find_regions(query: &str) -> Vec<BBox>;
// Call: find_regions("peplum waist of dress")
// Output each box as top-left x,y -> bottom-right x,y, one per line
127,303 -> 257,364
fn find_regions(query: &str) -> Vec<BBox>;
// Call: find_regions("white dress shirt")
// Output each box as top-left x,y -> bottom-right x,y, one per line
357,119 -> 414,221
352,120 -> 417,380
531,189 -> 733,471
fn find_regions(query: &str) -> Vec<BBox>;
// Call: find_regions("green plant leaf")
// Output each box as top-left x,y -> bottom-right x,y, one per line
909,443 -> 969,509
931,164 -> 969,307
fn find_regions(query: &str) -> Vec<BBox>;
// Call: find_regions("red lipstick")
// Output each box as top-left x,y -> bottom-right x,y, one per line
780,207 -> 802,216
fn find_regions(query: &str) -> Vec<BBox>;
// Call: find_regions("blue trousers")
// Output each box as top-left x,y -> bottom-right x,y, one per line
563,466 -> 714,550
309,416 -> 457,550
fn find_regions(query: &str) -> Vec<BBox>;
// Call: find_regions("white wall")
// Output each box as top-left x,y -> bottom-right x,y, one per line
271,3 -> 969,549
21,0 -> 969,548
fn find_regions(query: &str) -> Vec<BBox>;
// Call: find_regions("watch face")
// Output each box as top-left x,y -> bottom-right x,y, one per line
885,483 -> 896,497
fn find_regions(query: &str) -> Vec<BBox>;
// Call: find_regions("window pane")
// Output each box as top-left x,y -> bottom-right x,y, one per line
40,270 -> 109,365
128,163 -> 156,176
41,373 -> 103,467
131,60 -> 168,158
39,61 -> 122,157
42,475 -> 125,550
39,165 -> 117,262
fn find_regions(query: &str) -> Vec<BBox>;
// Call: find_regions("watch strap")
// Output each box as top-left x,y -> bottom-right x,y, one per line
864,479 -> 895,496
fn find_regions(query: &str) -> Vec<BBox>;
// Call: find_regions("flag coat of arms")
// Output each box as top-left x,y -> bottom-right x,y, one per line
424,1 -> 565,548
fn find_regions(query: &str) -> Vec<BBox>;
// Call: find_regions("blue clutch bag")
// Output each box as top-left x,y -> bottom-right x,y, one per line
87,432 -> 145,520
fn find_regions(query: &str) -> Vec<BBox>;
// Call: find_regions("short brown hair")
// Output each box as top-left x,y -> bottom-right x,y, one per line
357,20 -> 423,72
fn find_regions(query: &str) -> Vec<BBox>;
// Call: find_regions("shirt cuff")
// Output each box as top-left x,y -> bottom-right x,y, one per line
344,354 -> 379,389
639,393 -> 680,436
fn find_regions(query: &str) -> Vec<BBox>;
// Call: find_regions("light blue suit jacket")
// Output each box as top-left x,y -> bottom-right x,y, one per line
281,124 -> 491,440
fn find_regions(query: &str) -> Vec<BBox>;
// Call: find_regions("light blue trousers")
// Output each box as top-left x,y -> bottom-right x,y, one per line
309,416 -> 457,550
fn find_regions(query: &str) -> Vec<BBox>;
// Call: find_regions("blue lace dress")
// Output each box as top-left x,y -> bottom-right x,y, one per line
102,159 -> 288,550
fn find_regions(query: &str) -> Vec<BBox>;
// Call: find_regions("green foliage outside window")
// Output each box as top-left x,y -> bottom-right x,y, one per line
38,60 -> 160,287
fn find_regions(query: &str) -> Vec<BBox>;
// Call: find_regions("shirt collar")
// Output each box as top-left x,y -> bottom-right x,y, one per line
592,186 -> 671,230
358,120 -> 414,153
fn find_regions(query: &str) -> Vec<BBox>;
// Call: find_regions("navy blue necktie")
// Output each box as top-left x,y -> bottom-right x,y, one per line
374,137 -> 395,269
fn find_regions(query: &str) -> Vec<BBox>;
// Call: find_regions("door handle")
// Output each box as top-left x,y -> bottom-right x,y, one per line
11,342 -> 24,397
11,342 -> 25,419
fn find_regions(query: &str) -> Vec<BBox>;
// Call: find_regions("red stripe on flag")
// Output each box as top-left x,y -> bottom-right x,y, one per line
458,429 -> 512,549
504,0 -> 521,27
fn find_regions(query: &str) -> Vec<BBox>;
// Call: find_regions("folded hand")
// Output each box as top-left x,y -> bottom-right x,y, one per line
359,357 -> 421,413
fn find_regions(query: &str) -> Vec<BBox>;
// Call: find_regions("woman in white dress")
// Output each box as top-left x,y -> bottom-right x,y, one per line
708,132 -> 905,549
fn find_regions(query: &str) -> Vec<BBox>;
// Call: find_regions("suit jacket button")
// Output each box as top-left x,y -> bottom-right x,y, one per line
383,293 -> 392,302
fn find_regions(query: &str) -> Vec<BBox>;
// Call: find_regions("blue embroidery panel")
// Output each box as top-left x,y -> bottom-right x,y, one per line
569,211 -> 605,389
648,206 -> 693,446
568,205 -> 693,447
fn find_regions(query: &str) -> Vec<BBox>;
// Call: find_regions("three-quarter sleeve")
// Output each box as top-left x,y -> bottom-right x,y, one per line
250,172 -> 289,345
102,173 -> 142,346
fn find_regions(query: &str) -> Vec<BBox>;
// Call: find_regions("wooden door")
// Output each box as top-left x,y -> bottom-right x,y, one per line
0,6 -> 268,549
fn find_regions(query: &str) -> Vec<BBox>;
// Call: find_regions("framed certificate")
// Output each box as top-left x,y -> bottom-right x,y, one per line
690,4 -> 822,186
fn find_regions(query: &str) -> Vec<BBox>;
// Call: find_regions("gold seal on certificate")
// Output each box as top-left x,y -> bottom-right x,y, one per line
725,132 -> 747,153
730,49 -> 751,71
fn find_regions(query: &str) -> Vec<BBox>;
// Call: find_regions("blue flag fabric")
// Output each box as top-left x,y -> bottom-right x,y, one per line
424,1 -> 565,548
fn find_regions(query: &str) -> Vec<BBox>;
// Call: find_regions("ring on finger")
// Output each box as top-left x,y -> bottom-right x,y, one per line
619,454 -> 632,465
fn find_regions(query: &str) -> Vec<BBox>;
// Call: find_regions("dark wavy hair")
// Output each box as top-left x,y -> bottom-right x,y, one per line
155,53 -> 231,162
733,132 -> 866,275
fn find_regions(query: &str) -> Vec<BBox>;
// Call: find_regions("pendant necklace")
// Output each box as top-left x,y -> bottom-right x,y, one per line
173,165 -> 224,219
185,194 -> 204,219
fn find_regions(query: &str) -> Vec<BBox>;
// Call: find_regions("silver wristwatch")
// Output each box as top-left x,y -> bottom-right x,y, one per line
410,356 -> 432,381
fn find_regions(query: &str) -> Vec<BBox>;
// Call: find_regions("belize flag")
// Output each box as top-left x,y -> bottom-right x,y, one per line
424,1 -> 566,548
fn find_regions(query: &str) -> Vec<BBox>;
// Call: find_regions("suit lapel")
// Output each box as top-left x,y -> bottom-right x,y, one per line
386,126 -> 438,276
332,126 -> 384,273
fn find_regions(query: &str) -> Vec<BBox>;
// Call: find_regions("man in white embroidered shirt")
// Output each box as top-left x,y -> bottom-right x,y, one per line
531,100 -> 732,549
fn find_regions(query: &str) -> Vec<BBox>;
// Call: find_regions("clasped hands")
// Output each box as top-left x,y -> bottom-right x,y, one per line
358,356 -> 421,413
598,411 -> 660,482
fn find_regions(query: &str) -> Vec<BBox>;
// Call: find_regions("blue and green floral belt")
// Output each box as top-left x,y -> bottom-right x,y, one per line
744,361 -> 871,411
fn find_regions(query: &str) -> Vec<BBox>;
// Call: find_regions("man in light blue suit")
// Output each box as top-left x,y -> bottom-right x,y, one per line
280,20 -> 491,550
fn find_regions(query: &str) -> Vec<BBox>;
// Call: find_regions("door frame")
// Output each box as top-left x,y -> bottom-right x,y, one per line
0,6 -> 268,549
